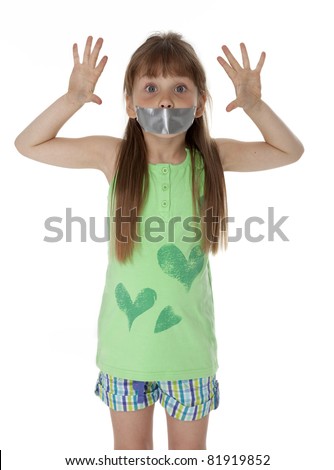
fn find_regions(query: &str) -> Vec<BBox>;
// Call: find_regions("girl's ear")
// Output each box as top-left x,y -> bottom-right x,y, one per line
195,93 -> 207,118
126,95 -> 137,119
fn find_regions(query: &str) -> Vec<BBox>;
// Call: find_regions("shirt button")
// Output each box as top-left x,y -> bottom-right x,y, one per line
162,167 -> 168,174
162,184 -> 168,191
161,200 -> 168,208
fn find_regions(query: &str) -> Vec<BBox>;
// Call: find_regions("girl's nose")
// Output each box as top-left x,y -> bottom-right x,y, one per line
159,94 -> 173,108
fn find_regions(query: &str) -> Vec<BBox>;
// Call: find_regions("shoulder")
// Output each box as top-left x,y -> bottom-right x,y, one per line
193,147 -> 205,170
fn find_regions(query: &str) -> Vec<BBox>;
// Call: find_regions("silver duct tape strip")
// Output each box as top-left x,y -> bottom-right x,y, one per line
135,106 -> 196,134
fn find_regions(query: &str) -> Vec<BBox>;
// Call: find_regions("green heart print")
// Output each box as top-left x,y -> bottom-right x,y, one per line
154,306 -> 182,333
157,244 -> 204,291
115,283 -> 157,331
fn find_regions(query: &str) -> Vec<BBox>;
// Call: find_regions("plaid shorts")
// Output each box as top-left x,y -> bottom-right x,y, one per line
94,371 -> 220,421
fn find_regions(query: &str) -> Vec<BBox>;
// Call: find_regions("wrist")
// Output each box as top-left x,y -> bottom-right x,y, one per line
65,90 -> 87,108
243,98 -> 264,116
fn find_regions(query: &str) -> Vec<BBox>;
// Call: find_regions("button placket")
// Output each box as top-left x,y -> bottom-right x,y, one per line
160,166 -> 170,219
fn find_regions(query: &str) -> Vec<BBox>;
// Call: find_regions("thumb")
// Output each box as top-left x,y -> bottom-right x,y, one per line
226,99 -> 238,112
90,94 -> 103,105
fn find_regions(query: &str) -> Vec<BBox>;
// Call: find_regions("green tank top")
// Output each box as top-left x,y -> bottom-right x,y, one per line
96,147 -> 218,381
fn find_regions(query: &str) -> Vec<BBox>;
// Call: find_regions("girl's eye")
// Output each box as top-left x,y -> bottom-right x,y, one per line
145,85 -> 157,93
175,85 -> 187,93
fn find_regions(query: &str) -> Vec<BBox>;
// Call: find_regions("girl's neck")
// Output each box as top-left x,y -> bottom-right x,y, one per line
144,133 -> 187,164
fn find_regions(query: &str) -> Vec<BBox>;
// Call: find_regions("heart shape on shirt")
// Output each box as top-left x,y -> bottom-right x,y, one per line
115,283 -> 157,331
154,305 -> 182,333
157,244 -> 204,291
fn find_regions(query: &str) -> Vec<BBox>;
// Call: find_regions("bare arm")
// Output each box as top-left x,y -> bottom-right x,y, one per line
14,36 -> 119,177
216,99 -> 304,172
215,43 -> 304,172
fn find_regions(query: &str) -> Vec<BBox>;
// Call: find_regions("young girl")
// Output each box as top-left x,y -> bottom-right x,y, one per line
15,32 -> 304,450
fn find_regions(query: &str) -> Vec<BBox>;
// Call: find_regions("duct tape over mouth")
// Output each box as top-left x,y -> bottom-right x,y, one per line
135,106 -> 196,134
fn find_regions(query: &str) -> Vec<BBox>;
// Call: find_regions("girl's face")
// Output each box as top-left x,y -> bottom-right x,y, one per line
126,74 -> 205,119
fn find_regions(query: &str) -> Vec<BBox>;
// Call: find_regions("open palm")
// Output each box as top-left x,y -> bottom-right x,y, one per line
217,43 -> 266,112
68,36 -> 108,105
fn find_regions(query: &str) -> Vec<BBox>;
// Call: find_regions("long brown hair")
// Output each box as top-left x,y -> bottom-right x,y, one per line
110,32 -> 228,262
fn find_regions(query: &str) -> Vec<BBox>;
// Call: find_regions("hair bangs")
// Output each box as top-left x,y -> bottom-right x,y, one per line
137,45 -> 196,80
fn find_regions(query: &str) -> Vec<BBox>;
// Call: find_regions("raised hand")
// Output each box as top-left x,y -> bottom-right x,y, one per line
68,36 -> 108,105
217,43 -> 266,112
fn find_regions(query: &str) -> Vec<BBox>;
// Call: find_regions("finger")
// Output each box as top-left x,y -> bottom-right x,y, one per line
217,56 -> 235,80
221,45 -> 242,71
73,43 -> 80,65
226,99 -> 238,112
240,43 -> 250,69
83,36 -> 93,63
90,37 -> 104,67
90,94 -> 102,105
255,51 -> 266,72
95,55 -> 108,77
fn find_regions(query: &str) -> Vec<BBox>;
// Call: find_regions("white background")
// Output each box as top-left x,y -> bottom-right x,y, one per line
1,0 -> 333,468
